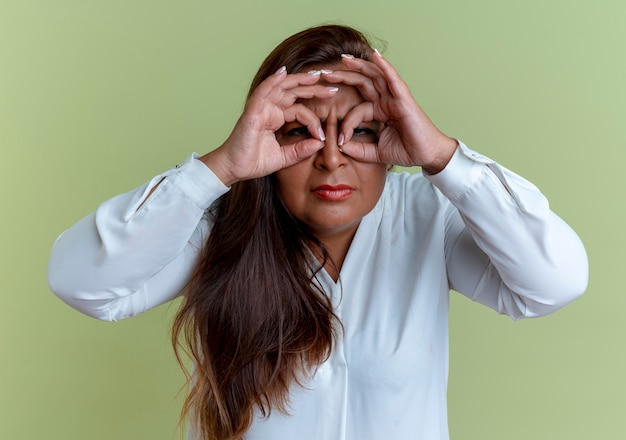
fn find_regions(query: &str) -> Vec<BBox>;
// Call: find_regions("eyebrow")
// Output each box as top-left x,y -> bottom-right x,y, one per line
317,118 -> 380,125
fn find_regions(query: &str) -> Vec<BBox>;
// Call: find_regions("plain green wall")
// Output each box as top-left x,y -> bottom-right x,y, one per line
2,0 -> 624,438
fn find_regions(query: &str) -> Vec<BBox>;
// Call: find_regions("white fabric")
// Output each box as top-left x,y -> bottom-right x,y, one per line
47,141 -> 588,439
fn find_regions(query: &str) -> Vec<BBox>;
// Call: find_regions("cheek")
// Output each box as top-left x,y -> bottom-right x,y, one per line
274,167 -> 307,206
360,165 -> 388,195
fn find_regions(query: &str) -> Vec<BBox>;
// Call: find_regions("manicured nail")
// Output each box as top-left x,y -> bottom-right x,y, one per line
308,70 -> 321,76
341,53 -> 355,59
275,66 -> 286,75
320,69 -> 333,74
338,133 -> 345,146
338,147 -> 345,154
374,48 -> 382,57
327,87 -> 339,93
318,127 -> 326,141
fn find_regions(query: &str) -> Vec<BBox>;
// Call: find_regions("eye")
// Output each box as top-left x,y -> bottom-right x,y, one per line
352,126 -> 378,141
285,126 -> 311,138
353,126 -> 375,136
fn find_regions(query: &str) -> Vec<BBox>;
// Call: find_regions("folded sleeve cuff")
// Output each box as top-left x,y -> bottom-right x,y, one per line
424,140 -> 493,201
165,153 -> 230,211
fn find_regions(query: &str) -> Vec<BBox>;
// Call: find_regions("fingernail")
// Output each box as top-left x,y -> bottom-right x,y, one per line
318,127 -> 326,141
338,133 -> 345,146
341,54 -> 355,59
308,70 -> 321,76
327,87 -> 339,93
338,147 -> 345,154
275,66 -> 286,75
320,69 -> 333,74
374,48 -> 382,57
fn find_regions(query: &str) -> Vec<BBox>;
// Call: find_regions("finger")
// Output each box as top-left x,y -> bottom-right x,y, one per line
338,101 -> 384,164
340,54 -> 391,98
280,70 -> 327,89
280,138 -> 324,168
369,50 -> 412,98
252,65 -> 288,98
341,53 -> 418,121
320,70 -> 380,103
339,140 -> 381,164
282,103 -> 326,141
254,69 -> 323,101
276,84 -> 339,108
338,101 -> 375,146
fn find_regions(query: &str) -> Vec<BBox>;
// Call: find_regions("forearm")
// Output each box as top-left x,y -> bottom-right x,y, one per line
430,143 -> 588,318
47,153 -> 230,320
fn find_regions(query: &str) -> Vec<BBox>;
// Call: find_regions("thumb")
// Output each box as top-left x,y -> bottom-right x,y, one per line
338,141 -> 382,164
281,139 -> 324,168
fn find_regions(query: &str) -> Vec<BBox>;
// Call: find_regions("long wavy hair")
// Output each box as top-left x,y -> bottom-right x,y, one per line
172,25 -> 375,440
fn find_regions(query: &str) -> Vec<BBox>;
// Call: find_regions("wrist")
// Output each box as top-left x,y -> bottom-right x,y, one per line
421,137 -> 458,175
198,148 -> 238,187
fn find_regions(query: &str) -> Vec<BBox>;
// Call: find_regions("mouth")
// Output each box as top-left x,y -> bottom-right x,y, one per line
311,184 -> 354,201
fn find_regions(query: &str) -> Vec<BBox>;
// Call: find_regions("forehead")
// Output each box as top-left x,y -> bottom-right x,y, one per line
296,63 -> 364,118
298,81 -> 364,119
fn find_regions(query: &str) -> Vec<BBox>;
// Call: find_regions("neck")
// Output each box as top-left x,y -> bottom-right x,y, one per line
310,225 -> 359,282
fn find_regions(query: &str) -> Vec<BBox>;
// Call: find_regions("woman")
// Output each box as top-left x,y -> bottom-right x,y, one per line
48,25 -> 588,440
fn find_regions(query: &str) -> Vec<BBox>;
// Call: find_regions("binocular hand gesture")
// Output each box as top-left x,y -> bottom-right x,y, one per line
200,68 -> 338,186
322,51 -> 457,174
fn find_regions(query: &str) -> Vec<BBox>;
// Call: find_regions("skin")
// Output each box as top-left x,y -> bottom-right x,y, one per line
274,78 -> 388,274
201,51 -> 458,279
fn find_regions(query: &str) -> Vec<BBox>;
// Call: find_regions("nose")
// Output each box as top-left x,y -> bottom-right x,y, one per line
314,123 -> 347,171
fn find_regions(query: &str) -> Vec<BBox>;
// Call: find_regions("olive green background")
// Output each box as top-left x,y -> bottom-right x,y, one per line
2,0 -> 624,438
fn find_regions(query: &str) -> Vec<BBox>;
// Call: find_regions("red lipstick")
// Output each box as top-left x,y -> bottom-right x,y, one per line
312,184 -> 354,201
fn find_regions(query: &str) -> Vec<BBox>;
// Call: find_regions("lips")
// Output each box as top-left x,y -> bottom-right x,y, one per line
311,184 -> 354,201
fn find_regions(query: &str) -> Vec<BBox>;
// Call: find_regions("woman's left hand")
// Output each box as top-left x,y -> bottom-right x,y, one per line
322,51 -> 458,174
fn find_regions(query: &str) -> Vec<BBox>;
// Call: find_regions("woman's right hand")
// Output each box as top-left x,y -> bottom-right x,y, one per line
200,68 -> 338,186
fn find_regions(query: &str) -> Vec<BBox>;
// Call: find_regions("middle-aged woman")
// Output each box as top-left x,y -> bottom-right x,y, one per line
48,25 -> 588,440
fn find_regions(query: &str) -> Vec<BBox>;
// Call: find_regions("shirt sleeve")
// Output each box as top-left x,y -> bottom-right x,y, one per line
47,154 -> 230,321
425,142 -> 588,319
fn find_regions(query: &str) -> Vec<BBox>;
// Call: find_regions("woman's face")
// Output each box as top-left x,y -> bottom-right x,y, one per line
274,69 -> 388,241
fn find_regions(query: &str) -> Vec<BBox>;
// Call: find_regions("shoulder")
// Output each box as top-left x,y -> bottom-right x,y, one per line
366,171 -> 450,232
381,170 -> 447,208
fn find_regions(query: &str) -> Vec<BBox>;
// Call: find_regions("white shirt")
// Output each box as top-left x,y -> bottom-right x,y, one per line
47,142 -> 588,439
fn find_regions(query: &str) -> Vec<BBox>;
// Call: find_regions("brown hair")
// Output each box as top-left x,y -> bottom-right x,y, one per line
172,25 -> 375,440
